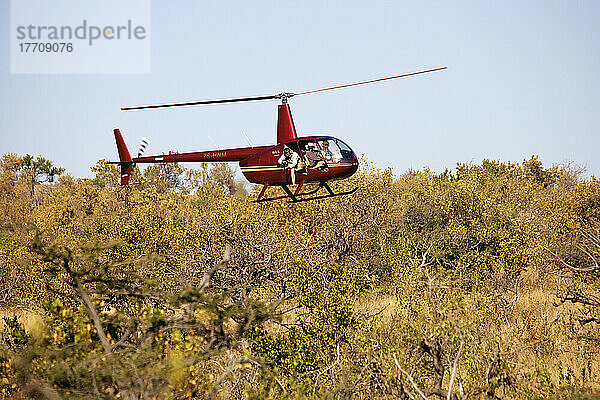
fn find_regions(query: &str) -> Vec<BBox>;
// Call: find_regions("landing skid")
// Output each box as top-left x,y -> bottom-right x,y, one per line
254,182 -> 357,203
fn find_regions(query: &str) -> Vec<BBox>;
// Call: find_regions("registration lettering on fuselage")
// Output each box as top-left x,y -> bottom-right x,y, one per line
203,151 -> 227,159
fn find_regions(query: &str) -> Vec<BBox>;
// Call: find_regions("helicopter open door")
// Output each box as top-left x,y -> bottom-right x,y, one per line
254,136 -> 358,203
295,139 -> 328,172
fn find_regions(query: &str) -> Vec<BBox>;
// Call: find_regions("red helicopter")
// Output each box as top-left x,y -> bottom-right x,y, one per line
112,67 -> 446,202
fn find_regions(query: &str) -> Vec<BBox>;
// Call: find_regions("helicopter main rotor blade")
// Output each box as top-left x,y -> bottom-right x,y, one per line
121,66 -> 447,110
293,66 -> 447,97
121,94 -> 280,111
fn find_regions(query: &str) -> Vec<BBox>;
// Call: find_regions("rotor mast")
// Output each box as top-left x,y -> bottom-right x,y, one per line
277,102 -> 297,143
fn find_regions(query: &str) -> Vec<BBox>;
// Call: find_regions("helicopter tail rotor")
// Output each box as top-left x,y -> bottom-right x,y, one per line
137,136 -> 149,158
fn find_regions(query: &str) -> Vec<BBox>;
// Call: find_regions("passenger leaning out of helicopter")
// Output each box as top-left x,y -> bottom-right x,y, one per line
303,142 -> 328,171
278,146 -> 305,185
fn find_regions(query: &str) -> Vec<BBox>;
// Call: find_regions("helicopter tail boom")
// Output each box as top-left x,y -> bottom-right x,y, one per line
111,128 -> 275,186
132,145 -> 271,164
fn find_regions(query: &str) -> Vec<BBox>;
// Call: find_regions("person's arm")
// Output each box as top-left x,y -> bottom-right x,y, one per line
289,152 -> 299,168
278,154 -> 287,167
332,150 -> 342,162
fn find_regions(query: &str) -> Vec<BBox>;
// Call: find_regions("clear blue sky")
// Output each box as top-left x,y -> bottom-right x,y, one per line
1,1 -> 599,178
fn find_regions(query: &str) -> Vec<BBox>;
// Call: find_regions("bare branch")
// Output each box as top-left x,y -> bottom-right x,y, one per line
63,257 -> 112,355
111,323 -> 136,351
200,243 -> 232,290
313,342 -> 341,394
576,243 -> 599,271
576,334 -> 600,343
393,353 -> 429,400
447,338 -> 464,400
215,351 -> 243,386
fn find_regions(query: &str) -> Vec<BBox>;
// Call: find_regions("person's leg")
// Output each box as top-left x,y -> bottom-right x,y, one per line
291,168 -> 296,185
313,161 -> 326,170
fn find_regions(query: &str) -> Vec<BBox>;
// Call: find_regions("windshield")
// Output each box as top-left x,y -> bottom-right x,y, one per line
316,138 -> 354,163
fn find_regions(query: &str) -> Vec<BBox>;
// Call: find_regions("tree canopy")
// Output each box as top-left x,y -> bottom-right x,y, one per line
1,154 -> 599,399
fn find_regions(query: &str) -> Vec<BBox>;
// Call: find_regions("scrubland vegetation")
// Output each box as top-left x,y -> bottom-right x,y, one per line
1,153 -> 599,399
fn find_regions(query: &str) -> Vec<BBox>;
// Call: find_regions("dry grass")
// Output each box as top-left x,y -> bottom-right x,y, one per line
352,292 -> 398,326
498,283 -> 600,391
352,277 -> 600,396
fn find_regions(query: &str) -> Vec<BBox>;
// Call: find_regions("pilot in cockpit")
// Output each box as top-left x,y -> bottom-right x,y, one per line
321,141 -> 333,162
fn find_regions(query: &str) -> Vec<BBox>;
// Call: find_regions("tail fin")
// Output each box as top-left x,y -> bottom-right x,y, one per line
113,129 -> 134,185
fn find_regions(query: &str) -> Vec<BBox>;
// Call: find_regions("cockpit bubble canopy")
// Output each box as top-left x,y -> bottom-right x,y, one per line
316,137 -> 355,163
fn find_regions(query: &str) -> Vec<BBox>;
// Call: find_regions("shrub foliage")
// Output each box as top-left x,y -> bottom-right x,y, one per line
1,154 -> 600,399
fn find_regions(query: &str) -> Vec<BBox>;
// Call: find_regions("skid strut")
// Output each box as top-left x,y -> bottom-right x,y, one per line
281,185 -> 298,202
294,181 -> 304,195
257,184 -> 269,201
254,181 -> 357,203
